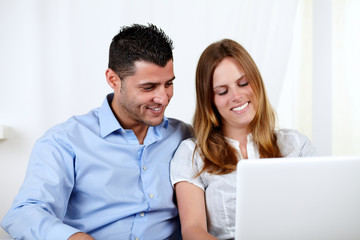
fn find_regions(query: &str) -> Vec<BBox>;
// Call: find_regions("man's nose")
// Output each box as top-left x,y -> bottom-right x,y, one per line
153,87 -> 168,104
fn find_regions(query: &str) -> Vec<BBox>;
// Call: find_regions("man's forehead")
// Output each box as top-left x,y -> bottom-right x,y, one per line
133,59 -> 173,68
136,76 -> 175,85
126,60 -> 175,83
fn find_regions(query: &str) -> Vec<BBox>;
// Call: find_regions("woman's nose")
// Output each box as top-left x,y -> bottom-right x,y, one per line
231,88 -> 243,102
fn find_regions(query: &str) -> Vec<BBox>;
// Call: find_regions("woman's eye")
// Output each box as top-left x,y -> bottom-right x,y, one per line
238,82 -> 249,87
218,90 -> 228,96
238,76 -> 249,87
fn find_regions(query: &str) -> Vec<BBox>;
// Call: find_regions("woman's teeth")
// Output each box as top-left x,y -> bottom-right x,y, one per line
232,102 -> 249,111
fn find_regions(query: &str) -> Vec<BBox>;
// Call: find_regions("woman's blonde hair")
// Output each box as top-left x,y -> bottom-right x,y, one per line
193,39 -> 281,175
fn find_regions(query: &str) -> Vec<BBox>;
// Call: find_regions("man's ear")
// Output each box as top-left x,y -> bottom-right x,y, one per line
106,68 -> 121,90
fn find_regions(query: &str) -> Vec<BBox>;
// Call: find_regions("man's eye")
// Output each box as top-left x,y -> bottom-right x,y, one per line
165,81 -> 174,87
142,86 -> 154,91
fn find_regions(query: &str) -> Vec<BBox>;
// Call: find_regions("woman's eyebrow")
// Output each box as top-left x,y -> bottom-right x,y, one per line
213,75 -> 246,89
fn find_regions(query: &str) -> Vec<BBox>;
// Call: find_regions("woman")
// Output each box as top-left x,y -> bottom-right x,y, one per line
170,39 -> 317,240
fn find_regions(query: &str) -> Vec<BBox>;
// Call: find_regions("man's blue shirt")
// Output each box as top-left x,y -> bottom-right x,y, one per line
1,94 -> 192,240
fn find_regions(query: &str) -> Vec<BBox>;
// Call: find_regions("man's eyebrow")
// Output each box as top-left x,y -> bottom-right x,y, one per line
138,77 -> 176,86
168,76 -> 176,82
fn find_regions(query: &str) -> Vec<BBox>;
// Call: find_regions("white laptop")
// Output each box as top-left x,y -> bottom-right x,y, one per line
235,155 -> 360,240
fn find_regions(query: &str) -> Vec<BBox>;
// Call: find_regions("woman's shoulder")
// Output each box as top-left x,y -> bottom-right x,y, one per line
276,128 -> 309,141
180,137 -> 197,146
175,138 -> 197,153
173,138 -> 199,159
275,129 -> 317,157
171,137 -> 205,189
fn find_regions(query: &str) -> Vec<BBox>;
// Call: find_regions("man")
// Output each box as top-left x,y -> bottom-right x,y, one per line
1,24 -> 192,240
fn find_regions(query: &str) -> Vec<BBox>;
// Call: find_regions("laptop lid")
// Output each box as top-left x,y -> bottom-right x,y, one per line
235,155 -> 360,240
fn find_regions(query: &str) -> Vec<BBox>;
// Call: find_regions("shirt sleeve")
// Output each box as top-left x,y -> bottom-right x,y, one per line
298,133 -> 318,157
170,139 -> 205,191
1,130 -> 81,240
277,129 -> 318,157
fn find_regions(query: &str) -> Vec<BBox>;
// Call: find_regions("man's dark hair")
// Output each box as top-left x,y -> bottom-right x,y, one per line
108,23 -> 174,79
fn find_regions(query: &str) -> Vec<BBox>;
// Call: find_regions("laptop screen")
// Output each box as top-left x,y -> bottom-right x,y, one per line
235,155 -> 360,240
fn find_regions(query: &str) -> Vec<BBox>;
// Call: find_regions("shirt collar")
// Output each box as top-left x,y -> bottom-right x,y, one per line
224,133 -> 258,159
99,94 -> 121,138
99,93 -> 169,138
225,133 -> 254,146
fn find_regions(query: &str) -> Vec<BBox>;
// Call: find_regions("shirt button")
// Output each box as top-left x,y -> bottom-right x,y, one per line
149,193 -> 154,198
143,165 -> 147,170
140,212 -> 145,217
135,238 -> 139,240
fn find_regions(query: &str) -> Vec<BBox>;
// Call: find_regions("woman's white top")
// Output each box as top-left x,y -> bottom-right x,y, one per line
170,129 -> 317,240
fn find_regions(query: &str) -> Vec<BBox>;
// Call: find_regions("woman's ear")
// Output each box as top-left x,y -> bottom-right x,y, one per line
105,68 -> 121,90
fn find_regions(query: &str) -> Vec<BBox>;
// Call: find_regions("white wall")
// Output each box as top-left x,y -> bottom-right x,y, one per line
1,0 -> 359,238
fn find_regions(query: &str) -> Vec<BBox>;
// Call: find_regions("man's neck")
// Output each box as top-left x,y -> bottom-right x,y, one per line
110,99 -> 150,144
117,119 -> 149,144
131,125 -> 149,145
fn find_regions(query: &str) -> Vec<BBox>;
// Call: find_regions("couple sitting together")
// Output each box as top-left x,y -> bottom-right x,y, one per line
1,23 -> 316,240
